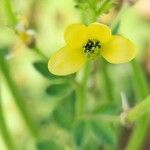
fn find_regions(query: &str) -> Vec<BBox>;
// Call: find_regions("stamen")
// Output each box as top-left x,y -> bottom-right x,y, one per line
83,39 -> 101,58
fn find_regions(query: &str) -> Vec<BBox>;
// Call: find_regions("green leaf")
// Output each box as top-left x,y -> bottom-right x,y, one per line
82,136 -> 100,150
90,121 -> 116,145
33,61 -> 75,80
46,82 -> 71,96
37,140 -> 63,150
72,120 -> 86,147
93,103 -> 119,115
33,61 -> 57,79
97,0 -> 115,15
52,91 -> 75,129
112,22 -> 120,34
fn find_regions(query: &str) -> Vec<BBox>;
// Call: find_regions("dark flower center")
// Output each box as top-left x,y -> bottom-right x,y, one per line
83,39 -> 101,58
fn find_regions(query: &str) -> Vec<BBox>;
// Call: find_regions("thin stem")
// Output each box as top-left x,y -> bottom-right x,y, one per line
75,84 -> 85,119
126,60 -> 149,150
32,47 -> 49,62
131,60 -> 149,100
126,95 -> 150,123
109,2 -> 150,148
0,95 -> 16,150
101,59 -> 116,102
80,114 -> 119,123
0,50 -> 38,139
3,0 -> 17,25
75,62 -> 91,120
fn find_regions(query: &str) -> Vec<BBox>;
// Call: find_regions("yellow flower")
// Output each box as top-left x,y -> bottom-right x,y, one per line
48,23 -> 136,76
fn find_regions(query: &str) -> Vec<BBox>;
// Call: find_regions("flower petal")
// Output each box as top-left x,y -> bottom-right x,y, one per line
64,23 -> 87,48
48,46 -> 86,75
101,35 -> 137,64
87,23 -> 112,44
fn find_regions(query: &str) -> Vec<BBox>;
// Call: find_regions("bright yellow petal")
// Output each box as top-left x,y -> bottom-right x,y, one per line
87,23 -> 112,44
101,35 -> 137,64
48,46 -> 86,76
64,23 -> 87,48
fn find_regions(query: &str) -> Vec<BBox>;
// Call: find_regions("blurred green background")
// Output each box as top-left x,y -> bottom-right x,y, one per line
0,0 -> 150,150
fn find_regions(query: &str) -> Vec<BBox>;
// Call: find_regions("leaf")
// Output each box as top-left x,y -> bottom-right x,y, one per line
112,22 -> 120,34
93,103 -> 119,115
97,0 -> 115,15
33,61 -> 75,80
52,91 -> 75,129
37,140 -> 63,150
90,121 -> 116,146
82,135 -> 100,150
72,120 -> 86,147
33,61 -> 57,79
46,82 -> 71,96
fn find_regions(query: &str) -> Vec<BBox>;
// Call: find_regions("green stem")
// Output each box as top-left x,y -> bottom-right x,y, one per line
0,50 -> 38,139
101,59 -> 116,102
126,95 -> 150,123
131,60 -> 149,100
75,62 -> 91,120
3,0 -> 17,25
0,97 -> 16,150
109,1 -> 150,149
32,47 -> 49,62
126,60 -> 149,150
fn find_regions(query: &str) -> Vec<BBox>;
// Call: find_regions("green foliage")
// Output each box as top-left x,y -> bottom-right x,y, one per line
72,120 -> 87,147
81,135 -> 100,150
37,140 -> 63,150
74,0 -> 115,23
33,61 -> 57,79
1,0 -> 150,150
46,82 -> 71,97
90,121 -> 116,146
96,0 -> 115,15
93,103 -> 119,114
52,91 -> 76,129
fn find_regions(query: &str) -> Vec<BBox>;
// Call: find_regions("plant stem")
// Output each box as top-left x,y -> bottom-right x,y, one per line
32,47 -> 49,62
3,0 -> 17,25
126,60 -> 149,150
101,59 -> 116,102
0,96 -> 16,150
131,60 -> 149,100
126,95 -> 150,123
0,50 -> 38,139
75,62 -> 91,120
